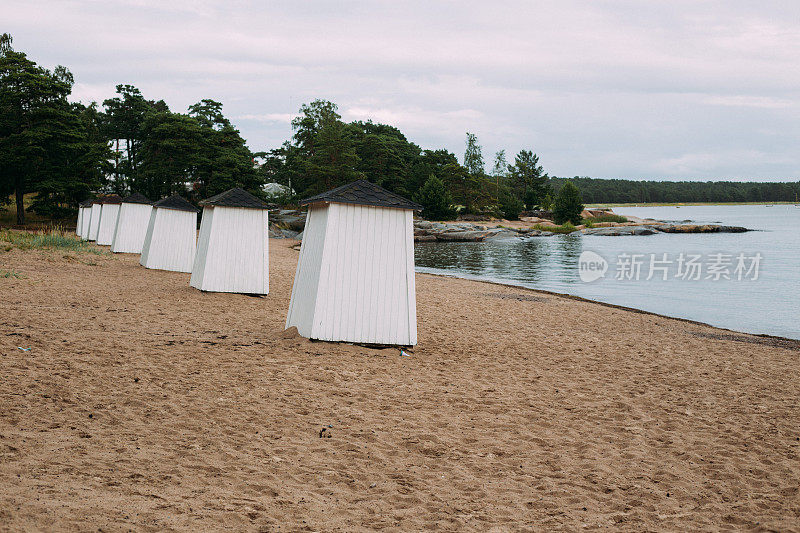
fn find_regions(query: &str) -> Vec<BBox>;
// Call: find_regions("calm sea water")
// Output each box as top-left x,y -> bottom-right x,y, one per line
415,205 -> 800,340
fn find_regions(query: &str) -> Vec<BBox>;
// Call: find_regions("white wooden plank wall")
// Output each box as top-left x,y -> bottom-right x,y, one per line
80,208 -> 91,239
190,207 -> 269,294
96,204 -> 120,245
286,202 -> 416,346
403,209 -> 418,345
191,206 -> 214,285
111,204 -> 153,253
139,209 -> 157,266
285,204 -> 329,336
139,208 -> 197,272
88,204 -> 102,241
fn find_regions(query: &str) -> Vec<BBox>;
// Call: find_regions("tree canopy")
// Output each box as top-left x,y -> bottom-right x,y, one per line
0,35 -> 108,223
553,181 -> 584,225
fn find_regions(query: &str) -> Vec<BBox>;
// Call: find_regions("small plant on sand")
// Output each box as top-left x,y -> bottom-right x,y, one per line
62,254 -> 99,266
0,228 -> 108,255
0,269 -> 25,279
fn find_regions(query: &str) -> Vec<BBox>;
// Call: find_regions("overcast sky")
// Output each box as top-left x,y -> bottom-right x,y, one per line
6,0 -> 800,181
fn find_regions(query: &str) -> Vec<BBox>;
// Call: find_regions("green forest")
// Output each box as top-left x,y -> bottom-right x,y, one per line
553,177 -> 800,205
2,33 -> 798,225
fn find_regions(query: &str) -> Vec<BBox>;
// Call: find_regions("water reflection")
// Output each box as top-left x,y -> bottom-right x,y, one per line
415,242 -> 486,274
553,236 -> 583,284
415,236 -> 580,286
413,205 -> 800,339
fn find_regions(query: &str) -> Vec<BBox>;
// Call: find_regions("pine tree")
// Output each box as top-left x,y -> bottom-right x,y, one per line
498,192 -> 523,220
509,150 -> 550,209
552,181 -> 584,225
1,34 -> 106,223
414,175 -> 455,220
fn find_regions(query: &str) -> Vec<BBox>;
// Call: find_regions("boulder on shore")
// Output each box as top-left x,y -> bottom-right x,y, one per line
436,231 -> 490,242
655,224 -> 749,233
484,229 -> 521,242
520,216 -> 548,224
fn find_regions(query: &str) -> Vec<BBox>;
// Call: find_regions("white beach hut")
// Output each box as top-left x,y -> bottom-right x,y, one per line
111,193 -> 153,254
87,199 -> 103,241
95,195 -> 123,246
190,188 -> 270,294
140,194 -> 199,272
75,204 -> 82,236
78,199 -> 93,240
285,180 -> 422,346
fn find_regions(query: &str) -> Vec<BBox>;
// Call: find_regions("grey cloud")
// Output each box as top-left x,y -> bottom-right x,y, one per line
5,0 -> 800,179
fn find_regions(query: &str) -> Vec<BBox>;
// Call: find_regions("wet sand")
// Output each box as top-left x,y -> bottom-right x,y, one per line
0,241 -> 798,531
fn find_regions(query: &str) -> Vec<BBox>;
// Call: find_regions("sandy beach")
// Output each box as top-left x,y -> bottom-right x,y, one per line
1,241 -> 798,531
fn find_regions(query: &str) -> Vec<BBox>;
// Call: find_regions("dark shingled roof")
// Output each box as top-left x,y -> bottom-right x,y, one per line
299,180 -> 422,211
79,199 -> 94,208
98,194 -> 123,204
153,194 -> 200,212
122,192 -> 153,205
199,187 -> 268,209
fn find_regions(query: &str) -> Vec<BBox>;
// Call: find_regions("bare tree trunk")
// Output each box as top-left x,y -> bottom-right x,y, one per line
114,138 -> 120,188
15,183 -> 24,225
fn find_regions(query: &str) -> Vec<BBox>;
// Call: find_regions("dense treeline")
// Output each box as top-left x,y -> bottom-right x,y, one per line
2,34 -> 798,226
550,177 -> 800,204
0,34 -> 560,224
1,34 -> 259,224
262,99 -> 553,219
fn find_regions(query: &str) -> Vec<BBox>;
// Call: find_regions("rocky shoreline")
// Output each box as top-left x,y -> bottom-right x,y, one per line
412,220 -> 750,242
268,208 -> 750,243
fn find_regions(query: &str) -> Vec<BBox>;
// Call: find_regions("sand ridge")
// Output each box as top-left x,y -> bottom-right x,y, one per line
0,242 -> 798,531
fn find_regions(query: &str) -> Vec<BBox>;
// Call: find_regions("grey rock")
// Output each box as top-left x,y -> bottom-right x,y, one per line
271,213 -> 306,231
268,223 -> 285,239
584,226 -> 657,236
436,231 -> 489,242
584,227 -> 626,236
717,225 -> 749,233
654,224 -> 749,234
483,230 -> 519,242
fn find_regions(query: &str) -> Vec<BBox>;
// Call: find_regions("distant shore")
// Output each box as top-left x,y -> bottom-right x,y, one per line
586,201 -> 798,207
